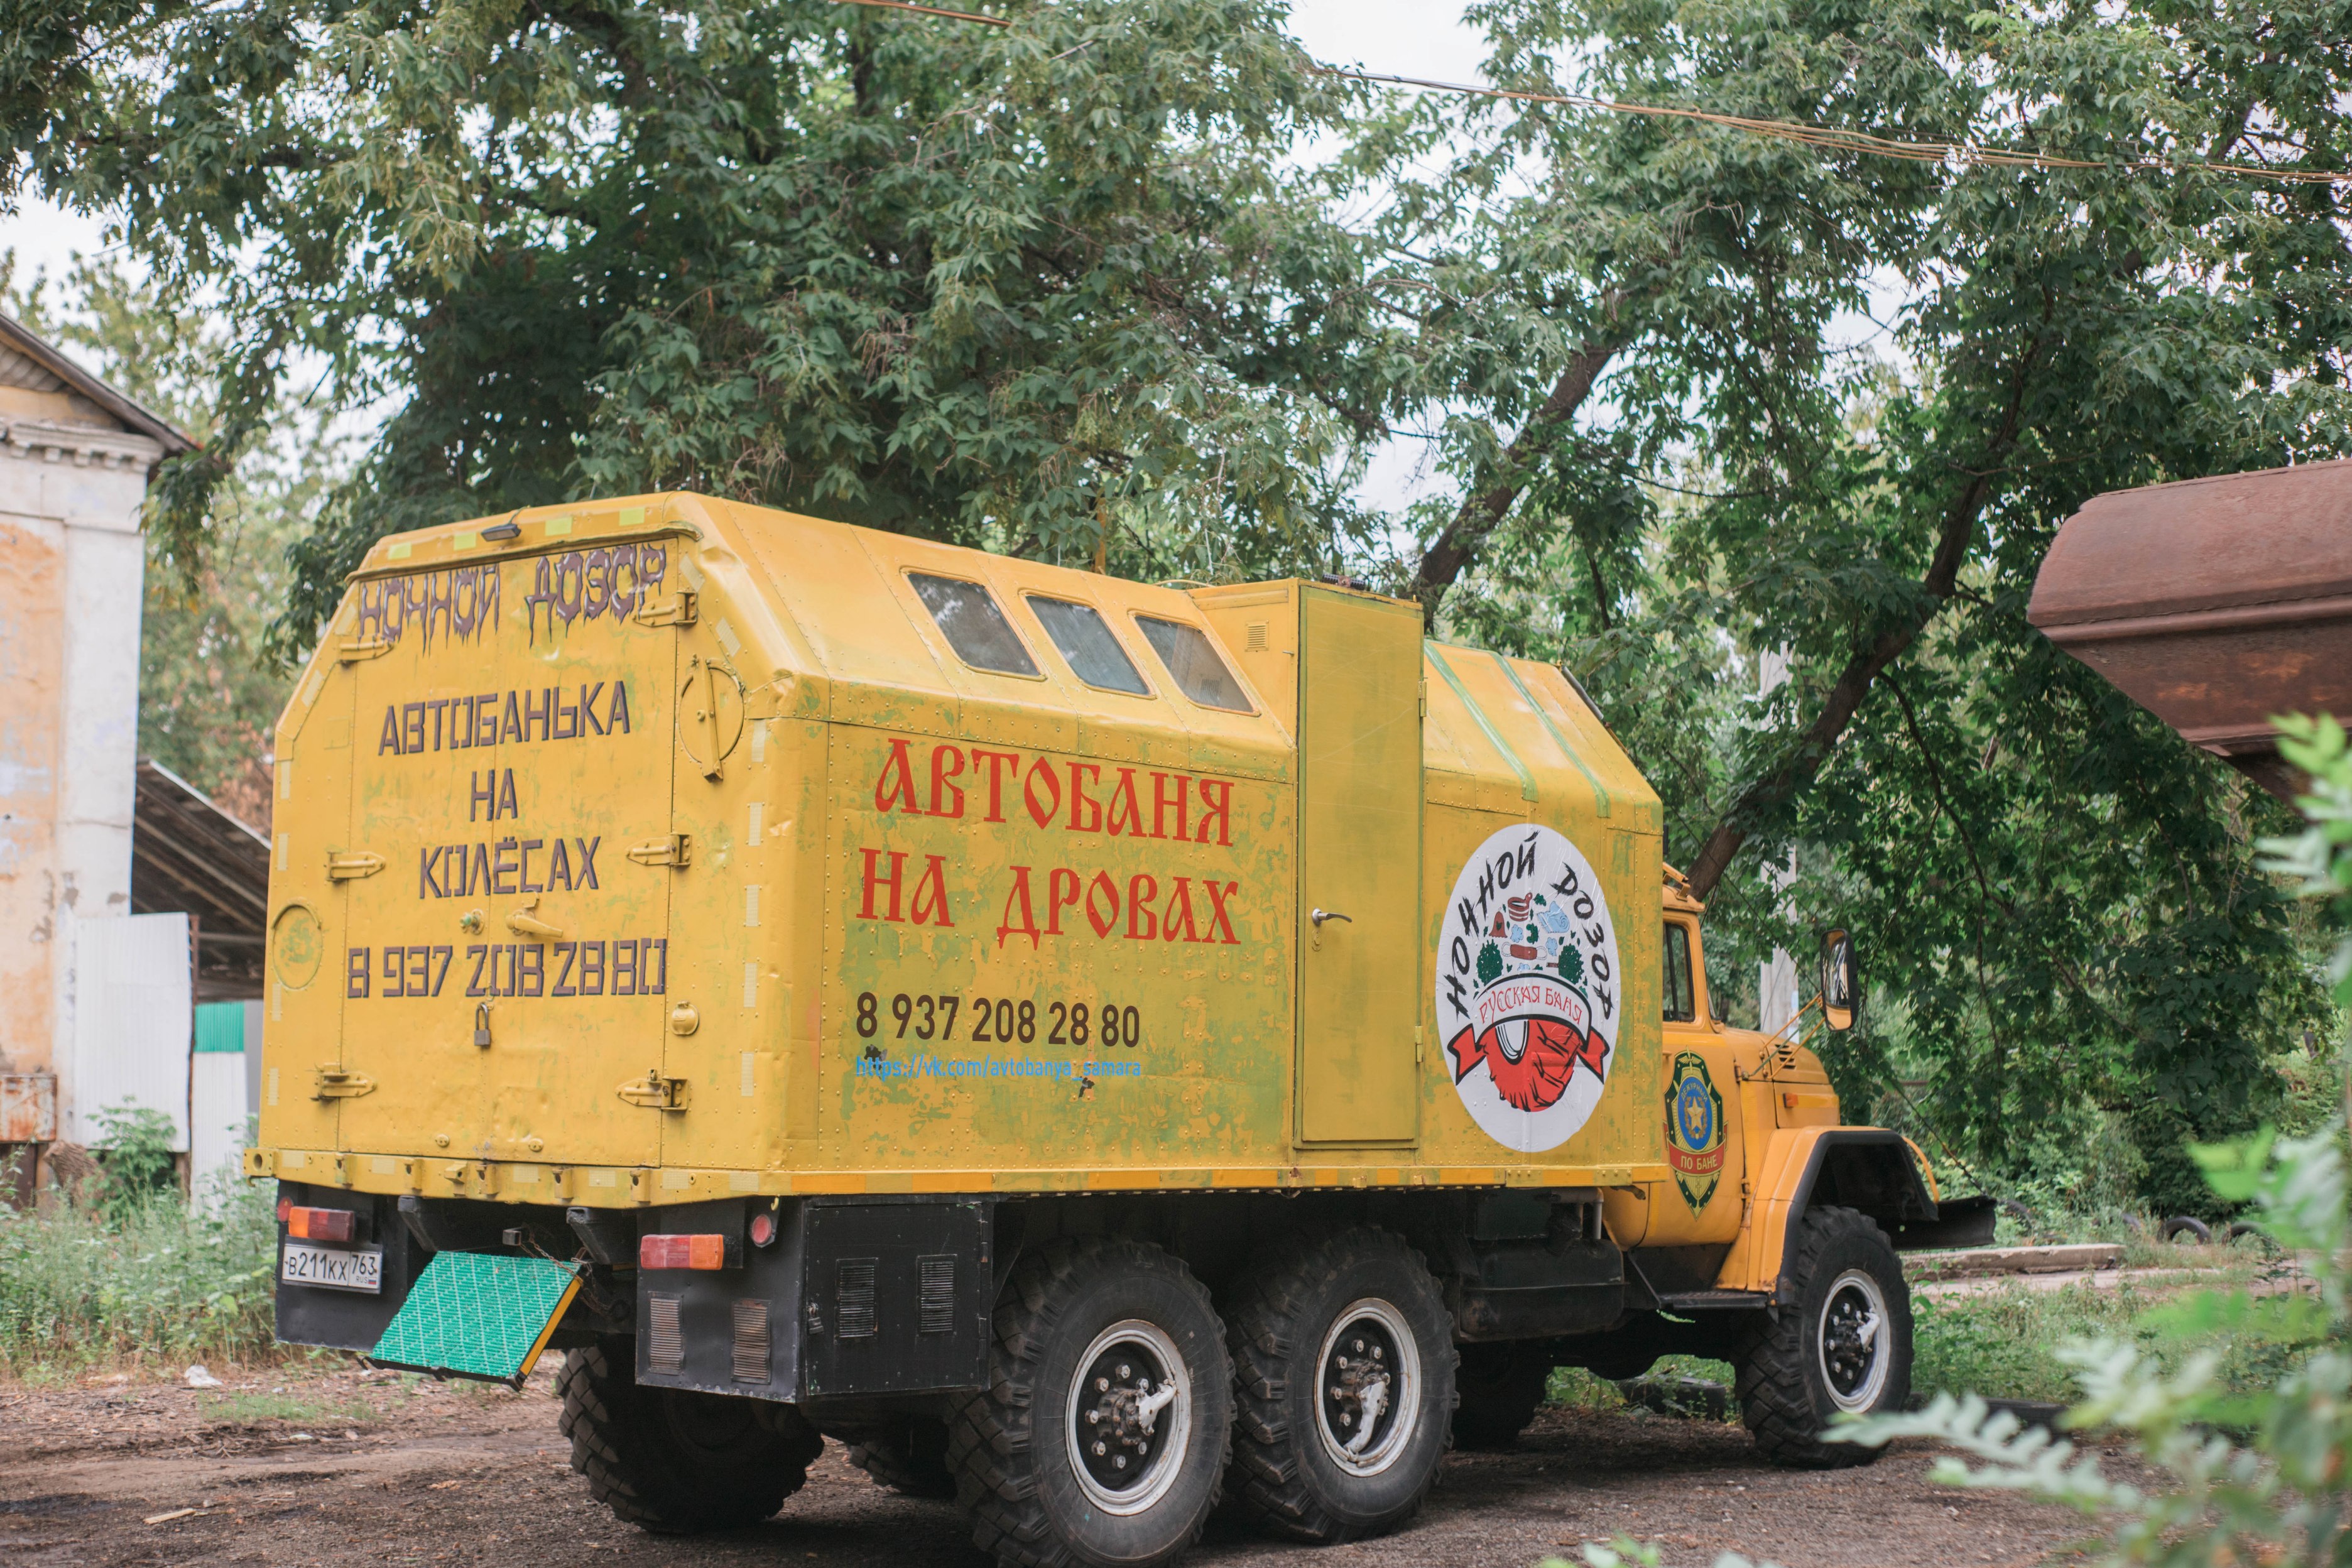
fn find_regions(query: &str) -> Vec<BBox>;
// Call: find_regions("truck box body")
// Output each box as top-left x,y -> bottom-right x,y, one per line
251,493 -> 1669,1204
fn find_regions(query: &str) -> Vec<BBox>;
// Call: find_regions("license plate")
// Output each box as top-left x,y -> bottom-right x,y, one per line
281,1241 -> 384,1294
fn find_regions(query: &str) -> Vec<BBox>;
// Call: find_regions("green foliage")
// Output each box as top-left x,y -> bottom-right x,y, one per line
88,1102 -> 179,1220
1853,744 -> 2352,1562
7,0 -> 1393,656
0,1176 -> 281,1376
1387,0 -> 2351,1206
2258,714 -> 2352,1009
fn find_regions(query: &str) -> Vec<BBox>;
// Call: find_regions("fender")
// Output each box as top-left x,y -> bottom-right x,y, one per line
1715,1128 -> 1938,1305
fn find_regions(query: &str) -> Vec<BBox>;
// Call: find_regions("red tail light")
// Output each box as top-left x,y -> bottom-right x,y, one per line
748,1210 -> 778,1248
639,1233 -> 733,1270
276,1194 -> 291,1223
285,1205 -> 356,1243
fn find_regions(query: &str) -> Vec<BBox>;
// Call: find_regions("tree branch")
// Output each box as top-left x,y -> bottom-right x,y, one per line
1410,336 -> 1618,624
1683,329 -> 2049,901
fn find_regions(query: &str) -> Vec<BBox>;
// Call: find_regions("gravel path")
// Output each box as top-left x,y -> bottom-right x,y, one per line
1,1363 -> 2129,1567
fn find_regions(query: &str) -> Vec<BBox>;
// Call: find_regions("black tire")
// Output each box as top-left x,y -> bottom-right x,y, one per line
1226,1228 -> 1456,1543
845,1415 -> 958,1500
557,1339 -> 824,1533
946,1239 -> 1232,1568
1733,1207 -> 1911,1470
2162,1216 -> 2213,1244
1451,1341 -> 1551,1449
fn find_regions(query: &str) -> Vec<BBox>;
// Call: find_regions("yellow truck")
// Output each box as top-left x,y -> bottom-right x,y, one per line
252,493 -> 1988,1566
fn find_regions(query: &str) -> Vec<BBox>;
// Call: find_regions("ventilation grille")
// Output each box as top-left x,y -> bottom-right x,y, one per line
731,1299 -> 772,1383
918,1255 -> 956,1335
837,1258 -> 878,1339
1245,621 -> 1268,651
647,1293 -> 684,1372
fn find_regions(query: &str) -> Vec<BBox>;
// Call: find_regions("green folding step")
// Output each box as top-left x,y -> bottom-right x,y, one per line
371,1251 -> 582,1386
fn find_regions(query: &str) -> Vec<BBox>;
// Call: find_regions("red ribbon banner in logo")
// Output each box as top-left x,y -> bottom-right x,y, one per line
1446,1015 -> 1610,1113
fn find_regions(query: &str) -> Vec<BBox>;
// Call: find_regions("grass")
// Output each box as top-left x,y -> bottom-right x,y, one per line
197,1390 -> 382,1425
0,1173 -> 290,1378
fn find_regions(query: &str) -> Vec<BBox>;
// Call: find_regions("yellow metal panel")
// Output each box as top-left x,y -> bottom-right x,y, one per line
1295,587 -> 1422,1145
325,529 -> 676,1168
259,643 -> 357,1158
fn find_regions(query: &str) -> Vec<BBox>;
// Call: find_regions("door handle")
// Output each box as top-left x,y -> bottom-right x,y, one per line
506,896 -> 564,940
628,834 -> 692,868
1310,908 -> 1353,928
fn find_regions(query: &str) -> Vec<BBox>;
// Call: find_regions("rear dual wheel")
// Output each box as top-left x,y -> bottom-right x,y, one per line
1226,1228 -> 1456,1543
947,1239 -> 1233,1568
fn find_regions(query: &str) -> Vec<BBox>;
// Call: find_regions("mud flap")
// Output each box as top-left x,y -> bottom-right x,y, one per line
370,1252 -> 583,1387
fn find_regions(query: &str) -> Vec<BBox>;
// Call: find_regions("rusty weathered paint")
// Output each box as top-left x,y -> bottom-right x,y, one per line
2029,459 -> 2352,800
251,494 -> 1676,1208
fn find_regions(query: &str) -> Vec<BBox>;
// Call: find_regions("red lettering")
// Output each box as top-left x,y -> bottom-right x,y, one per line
1126,874 -> 1160,940
1024,758 -> 1062,829
1151,772 -> 1189,841
973,749 -> 1021,822
1194,779 -> 1233,847
873,739 -> 922,814
1203,879 -> 1240,944
1160,876 -> 1201,942
1067,763 -> 1104,832
929,744 -> 967,818
1084,872 -> 1120,937
859,847 -> 907,921
995,866 -> 1042,949
1046,867 -> 1082,934
910,855 -> 954,927
1106,768 -> 1145,837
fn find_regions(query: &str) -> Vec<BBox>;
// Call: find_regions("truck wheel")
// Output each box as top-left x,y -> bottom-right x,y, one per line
844,1415 -> 957,1499
1226,1228 -> 1456,1542
946,1239 -> 1231,1568
1451,1341 -> 1551,1449
1733,1206 -> 1911,1469
557,1339 -> 824,1532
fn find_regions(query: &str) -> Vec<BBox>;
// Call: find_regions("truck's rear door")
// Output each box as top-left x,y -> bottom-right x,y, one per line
332,528 -> 678,1171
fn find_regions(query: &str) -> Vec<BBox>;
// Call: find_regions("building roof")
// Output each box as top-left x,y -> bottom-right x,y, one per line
0,310 -> 194,455
130,761 -> 270,1001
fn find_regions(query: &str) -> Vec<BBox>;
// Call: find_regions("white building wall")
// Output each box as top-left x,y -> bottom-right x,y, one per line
0,410 -> 164,1127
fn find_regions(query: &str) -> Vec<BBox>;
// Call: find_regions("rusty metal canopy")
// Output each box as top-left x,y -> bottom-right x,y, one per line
2027,459 -> 2352,800
129,761 -> 270,1001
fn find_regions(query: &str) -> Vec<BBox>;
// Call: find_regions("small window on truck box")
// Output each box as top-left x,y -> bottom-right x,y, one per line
910,573 -> 1041,678
1663,921 -> 1696,1023
1134,614 -> 1253,712
1027,596 -> 1151,695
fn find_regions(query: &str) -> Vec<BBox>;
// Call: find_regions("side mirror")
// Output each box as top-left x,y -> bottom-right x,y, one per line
1819,927 -> 1861,1031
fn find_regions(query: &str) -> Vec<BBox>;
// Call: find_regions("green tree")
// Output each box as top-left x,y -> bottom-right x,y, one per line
3,0 -> 1404,656
1356,0 -> 2349,1202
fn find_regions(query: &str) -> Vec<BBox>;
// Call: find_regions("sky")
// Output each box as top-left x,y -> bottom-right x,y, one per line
0,1 -> 1491,508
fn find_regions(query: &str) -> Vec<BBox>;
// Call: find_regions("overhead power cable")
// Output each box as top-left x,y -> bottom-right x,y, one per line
825,0 -> 2347,187
1319,67 -> 2349,187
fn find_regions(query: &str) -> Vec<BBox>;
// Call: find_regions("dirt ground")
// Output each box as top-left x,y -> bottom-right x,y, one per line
1,1362 -> 2125,1568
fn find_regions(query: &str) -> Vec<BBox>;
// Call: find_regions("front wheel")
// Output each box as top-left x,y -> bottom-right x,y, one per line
1734,1206 -> 1911,1469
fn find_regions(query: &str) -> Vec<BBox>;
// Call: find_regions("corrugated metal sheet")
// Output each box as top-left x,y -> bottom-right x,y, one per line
67,913 -> 192,1150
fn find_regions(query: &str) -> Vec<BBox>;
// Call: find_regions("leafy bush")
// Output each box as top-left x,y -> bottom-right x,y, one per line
0,1172 -> 282,1376
89,1102 -> 181,1221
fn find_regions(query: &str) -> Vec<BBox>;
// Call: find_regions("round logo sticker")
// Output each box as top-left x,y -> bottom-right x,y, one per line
1435,824 -> 1620,1153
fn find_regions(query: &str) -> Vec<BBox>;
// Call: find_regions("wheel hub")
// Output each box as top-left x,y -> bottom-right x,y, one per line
1065,1320 -> 1190,1515
1816,1270 -> 1890,1412
1314,1299 -> 1421,1476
